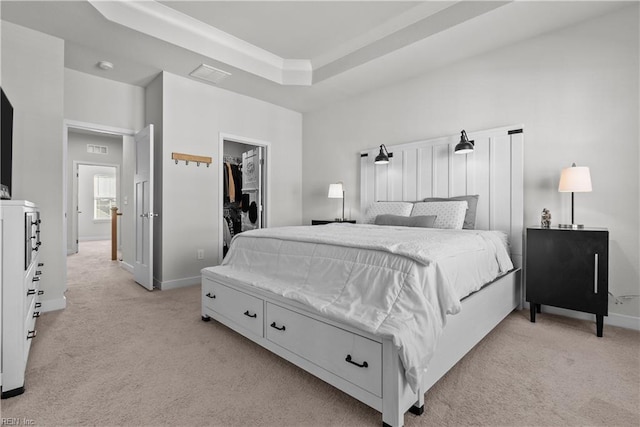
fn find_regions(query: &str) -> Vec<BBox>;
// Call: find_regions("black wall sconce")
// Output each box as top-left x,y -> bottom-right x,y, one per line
454,130 -> 474,154
374,144 -> 392,164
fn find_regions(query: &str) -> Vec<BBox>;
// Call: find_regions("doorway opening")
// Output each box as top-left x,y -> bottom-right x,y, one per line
220,134 -> 270,263
63,121 -> 135,296
75,163 -> 120,250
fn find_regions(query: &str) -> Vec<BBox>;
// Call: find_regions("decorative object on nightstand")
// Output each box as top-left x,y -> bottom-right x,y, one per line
558,163 -> 592,229
454,130 -> 474,154
526,226 -> 608,337
541,208 -> 551,228
328,182 -> 346,221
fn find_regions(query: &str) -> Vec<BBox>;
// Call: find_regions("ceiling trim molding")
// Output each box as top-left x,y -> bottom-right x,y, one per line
88,0 -> 312,86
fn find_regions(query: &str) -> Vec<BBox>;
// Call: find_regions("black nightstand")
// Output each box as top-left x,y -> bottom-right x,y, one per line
311,220 -> 356,225
526,226 -> 609,337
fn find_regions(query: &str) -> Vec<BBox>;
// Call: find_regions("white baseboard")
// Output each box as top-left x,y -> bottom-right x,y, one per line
154,276 -> 201,290
524,302 -> 640,331
40,296 -> 67,313
119,260 -> 134,273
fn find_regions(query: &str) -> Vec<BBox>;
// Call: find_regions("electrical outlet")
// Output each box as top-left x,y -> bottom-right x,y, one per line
197,249 -> 204,260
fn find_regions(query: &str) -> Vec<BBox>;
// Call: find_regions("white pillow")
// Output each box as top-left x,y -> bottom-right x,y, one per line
411,201 -> 468,229
363,202 -> 414,224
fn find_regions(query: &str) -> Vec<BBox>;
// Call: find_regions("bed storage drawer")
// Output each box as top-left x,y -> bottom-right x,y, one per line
202,278 -> 264,338
266,302 -> 382,397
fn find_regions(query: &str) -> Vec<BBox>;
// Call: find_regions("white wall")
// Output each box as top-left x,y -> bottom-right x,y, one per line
1,21 -> 65,312
302,5 -> 640,317
151,72 -> 303,288
64,69 -> 145,131
64,69 -> 145,271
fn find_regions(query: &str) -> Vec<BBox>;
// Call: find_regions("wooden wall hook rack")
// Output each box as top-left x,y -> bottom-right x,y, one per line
171,152 -> 212,167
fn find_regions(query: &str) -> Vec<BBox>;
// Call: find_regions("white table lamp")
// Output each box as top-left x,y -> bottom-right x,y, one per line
328,182 -> 345,221
558,163 -> 592,229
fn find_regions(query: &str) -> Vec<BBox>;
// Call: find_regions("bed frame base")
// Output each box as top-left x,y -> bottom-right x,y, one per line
201,267 -> 520,427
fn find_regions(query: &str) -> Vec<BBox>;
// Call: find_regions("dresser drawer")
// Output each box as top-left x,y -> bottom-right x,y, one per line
266,302 -> 382,396
24,305 -> 37,362
202,279 -> 264,338
24,263 -> 42,315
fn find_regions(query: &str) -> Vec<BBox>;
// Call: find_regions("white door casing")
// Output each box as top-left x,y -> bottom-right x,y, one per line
134,125 -> 154,290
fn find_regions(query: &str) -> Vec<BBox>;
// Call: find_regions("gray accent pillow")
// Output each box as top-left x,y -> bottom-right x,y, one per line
374,214 -> 437,228
423,195 -> 479,229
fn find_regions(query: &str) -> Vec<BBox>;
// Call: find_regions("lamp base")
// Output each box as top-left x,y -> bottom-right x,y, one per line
558,223 -> 584,229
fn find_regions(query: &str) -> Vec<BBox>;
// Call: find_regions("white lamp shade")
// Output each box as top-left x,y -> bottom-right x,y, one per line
558,166 -> 592,192
328,183 -> 344,198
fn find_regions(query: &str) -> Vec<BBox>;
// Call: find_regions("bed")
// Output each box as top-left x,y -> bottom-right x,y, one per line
202,125 -> 524,426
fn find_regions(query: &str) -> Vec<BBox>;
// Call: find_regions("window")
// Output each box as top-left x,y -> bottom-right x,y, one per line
94,174 -> 116,220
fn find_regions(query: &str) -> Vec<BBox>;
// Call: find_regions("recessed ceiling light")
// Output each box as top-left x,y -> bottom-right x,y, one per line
189,64 -> 231,85
97,61 -> 114,71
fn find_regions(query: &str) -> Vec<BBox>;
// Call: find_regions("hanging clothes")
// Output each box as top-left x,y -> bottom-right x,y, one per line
226,163 -> 236,202
231,164 -> 242,204
223,162 -> 230,202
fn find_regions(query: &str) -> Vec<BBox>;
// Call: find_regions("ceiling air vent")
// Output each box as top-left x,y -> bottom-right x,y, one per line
189,64 -> 231,85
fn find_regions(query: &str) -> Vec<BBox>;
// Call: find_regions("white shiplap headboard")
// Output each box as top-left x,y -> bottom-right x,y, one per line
360,125 -> 524,267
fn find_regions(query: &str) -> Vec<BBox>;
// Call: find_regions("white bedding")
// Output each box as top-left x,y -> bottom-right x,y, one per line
207,223 -> 513,392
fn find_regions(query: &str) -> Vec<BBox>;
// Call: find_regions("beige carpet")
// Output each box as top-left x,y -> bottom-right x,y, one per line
2,240 -> 639,426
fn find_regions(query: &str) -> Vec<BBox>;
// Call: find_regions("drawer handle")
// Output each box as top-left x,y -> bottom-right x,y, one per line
206,293 -> 216,299
38,290 -> 45,295
27,330 -> 37,339
33,312 -> 41,318
38,263 -> 44,267
32,276 -> 40,282
594,253 -> 599,294
345,354 -> 368,368
35,302 -> 42,308
244,310 -> 257,318
270,322 -> 286,331
36,270 -> 43,276
27,289 -> 36,296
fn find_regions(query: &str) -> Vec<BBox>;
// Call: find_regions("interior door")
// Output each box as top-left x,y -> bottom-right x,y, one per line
134,125 -> 154,290
72,163 -> 80,254
240,147 -> 264,231
257,146 -> 264,228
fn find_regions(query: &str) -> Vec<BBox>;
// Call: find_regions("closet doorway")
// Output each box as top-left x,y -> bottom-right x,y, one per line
220,134 -> 269,263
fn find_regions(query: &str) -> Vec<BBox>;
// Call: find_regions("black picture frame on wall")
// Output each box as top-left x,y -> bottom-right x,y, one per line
1,87 -> 14,199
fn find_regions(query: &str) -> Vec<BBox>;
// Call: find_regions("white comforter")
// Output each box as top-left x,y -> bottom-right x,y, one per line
211,223 -> 513,392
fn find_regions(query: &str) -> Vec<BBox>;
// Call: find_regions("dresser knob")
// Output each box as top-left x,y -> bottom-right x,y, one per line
33,312 -> 41,318
37,290 -> 44,295
27,289 -> 36,296
26,330 -> 37,339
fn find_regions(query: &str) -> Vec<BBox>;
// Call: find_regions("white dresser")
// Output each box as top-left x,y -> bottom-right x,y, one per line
1,200 -> 43,398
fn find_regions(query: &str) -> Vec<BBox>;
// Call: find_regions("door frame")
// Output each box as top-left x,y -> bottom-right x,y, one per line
218,133 -> 271,264
73,161 -> 121,252
63,120 -> 135,293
